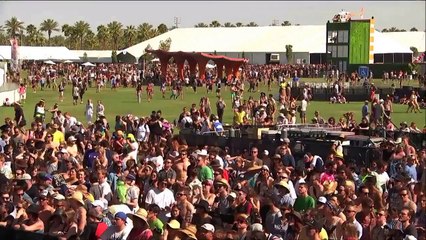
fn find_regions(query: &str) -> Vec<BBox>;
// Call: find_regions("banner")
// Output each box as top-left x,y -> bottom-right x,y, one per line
10,38 -> 21,72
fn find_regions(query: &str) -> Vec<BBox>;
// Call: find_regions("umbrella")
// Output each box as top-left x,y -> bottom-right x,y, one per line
82,62 -> 96,67
63,60 -> 73,63
44,60 -> 56,65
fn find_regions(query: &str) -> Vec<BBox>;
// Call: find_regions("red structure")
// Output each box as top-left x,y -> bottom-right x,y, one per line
146,49 -> 249,81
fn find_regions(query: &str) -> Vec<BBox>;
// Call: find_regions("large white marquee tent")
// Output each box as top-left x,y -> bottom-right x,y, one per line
124,25 -> 415,64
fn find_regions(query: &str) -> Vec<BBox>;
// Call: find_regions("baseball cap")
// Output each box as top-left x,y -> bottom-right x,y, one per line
317,196 -> 327,204
126,174 -> 136,181
201,223 -> 215,232
115,212 -> 127,222
91,200 -> 106,209
251,223 -> 264,232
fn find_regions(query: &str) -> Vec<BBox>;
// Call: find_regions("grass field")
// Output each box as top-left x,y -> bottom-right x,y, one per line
1,81 -> 425,128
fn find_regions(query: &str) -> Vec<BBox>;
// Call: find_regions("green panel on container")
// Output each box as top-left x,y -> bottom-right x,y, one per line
349,21 -> 370,64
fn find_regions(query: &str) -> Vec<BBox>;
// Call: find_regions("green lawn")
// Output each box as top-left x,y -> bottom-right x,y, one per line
1,82 -> 425,128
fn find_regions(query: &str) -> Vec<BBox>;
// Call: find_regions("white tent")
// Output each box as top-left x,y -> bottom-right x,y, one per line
81,62 -> 96,67
124,25 -> 414,64
70,50 -> 113,63
382,31 -> 426,52
63,60 -> 73,63
44,60 -> 56,65
0,46 -> 80,61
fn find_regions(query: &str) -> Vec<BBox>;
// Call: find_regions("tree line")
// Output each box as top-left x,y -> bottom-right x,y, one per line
0,17 -> 169,50
0,16 -> 421,51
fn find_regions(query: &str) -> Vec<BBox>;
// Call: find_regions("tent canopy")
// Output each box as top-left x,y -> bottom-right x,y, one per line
0,46 -> 80,60
82,62 -> 96,67
124,25 -> 414,58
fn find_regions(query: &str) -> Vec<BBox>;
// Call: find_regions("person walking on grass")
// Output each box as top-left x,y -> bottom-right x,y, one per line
72,84 -> 79,106
136,82 -> 143,103
85,99 -> 94,124
146,82 -> 154,102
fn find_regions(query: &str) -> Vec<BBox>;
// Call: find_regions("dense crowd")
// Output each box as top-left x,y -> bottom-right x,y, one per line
0,61 -> 425,240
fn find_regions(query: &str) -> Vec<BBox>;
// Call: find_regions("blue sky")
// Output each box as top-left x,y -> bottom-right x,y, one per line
0,1 -> 424,32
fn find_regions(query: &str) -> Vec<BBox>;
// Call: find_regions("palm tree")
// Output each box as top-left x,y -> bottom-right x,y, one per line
223,22 -> 235,27
235,22 -> 244,27
246,22 -> 258,27
84,30 -> 96,50
194,22 -> 208,28
26,24 -> 38,46
96,25 -> 109,50
107,21 -> 123,50
40,18 -> 59,45
281,21 -> 292,26
410,27 -> 418,32
137,23 -> 154,42
73,20 -> 90,49
157,23 -> 168,34
123,25 -> 137,48
209,20 -> 221,28
4,17 -> 24,37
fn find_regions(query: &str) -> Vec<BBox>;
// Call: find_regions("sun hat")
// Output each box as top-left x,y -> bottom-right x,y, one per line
214,178 -> 229,187
179,224 -> 197,239
53,194 -> 66,201
68,191 -> 85,206
201,223 -> 215,232
127,208 -> 148,224
167,219 -> 181,229
228,191 -> 237,199
274,180 -> 290,192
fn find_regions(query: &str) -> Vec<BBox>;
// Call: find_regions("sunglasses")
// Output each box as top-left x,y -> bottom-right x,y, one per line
345,210 -> 355,213
176,193 -> 185,197
400,193 -> 408,196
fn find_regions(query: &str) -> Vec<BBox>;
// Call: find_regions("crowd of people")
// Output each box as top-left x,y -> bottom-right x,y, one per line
0,61 -> 425,240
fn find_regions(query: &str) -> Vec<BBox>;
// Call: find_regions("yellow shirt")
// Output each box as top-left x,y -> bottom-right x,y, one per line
234,111 -> 246,125
299,226 -> 328,240
52,130 -> 65,145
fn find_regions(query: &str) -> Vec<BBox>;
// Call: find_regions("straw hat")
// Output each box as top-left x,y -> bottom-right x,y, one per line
323,180 -> 338,195
68,191 -> 85,206
127,208 -> 148,224
167,219 -> 181,230
179,224 -> 197,239
274,180 -> 290,192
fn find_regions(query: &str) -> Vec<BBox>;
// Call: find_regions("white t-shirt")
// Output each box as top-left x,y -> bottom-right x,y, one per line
145,188 -> 175,222
100,224 -> 133,240
372,171 -> 390,193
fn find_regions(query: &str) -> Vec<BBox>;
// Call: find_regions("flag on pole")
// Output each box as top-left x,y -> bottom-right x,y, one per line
10,38 -> 21,72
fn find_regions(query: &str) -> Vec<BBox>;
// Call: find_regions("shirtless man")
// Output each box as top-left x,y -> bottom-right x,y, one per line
175,187 -> 195,228
38,191 -> 54,230
173,147 -> 191,185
